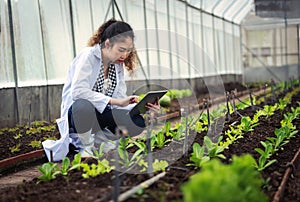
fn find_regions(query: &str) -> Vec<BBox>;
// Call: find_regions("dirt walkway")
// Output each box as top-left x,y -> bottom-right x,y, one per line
0,166 -> 40,189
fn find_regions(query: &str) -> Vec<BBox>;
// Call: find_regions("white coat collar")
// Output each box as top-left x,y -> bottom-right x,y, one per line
92,44 -> 102,59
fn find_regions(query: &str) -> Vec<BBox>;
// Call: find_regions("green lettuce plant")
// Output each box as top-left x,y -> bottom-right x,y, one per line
81,159 -> 113,178
171,124 -> 184,140
70,153 -> 82,171
38,154 -> 82,182
28,140 -> 42,149
155,131 -> 170,148
13,133 -> 22,140
254,141 -> 277,171
91,142 -> 106,159
152,159 -> 168,172
239,116 -> 259,132
181,154 -> 268,202
38,162 -> 60,182
118,141 -> 143,168
137,159 -> 168,173
276,98 -> 287,111
59,157 -> 71,176
203,136 -> 225,159
187,143 -> 210,168
192,121 -> 208,133
9,144 -> 21,153
263,105 -> 276,117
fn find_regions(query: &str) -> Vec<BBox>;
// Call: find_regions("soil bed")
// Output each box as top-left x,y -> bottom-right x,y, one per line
0,82 -> 299,202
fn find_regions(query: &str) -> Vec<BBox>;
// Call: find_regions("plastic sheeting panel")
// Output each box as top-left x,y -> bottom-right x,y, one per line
1,0 -> 245,88
38,0 -> 74,84
0,0 -> 15,88
12,0 -> 46,86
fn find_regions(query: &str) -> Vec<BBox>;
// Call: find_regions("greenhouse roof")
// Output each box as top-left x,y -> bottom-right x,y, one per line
187,0 -> 254,24
186,0 -> 300,26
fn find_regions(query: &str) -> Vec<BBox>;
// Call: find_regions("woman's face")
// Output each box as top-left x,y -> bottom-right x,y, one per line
105,37 -> 134,64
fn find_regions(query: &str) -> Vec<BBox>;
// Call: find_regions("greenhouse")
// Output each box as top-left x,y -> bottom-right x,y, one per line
0,0 -> 299,201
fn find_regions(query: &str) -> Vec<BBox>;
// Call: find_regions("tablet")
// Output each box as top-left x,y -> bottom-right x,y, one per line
129,90 -> 168,116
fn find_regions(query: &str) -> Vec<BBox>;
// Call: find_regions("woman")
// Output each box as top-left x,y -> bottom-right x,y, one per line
43,19 -> 159,161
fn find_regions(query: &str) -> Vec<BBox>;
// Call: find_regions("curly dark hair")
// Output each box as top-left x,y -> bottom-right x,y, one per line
88,19 -> 139,75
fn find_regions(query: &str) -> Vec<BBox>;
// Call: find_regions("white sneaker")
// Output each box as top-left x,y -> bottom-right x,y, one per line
77,129 -> 94,158
79,146 -> 93,158
103,140 -> 117,153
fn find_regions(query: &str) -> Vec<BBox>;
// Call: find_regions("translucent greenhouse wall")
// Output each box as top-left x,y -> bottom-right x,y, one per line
243,27 -> 298,68
242,22 -> 300,83
1,0 -> 243,88
0,0 -> 246,126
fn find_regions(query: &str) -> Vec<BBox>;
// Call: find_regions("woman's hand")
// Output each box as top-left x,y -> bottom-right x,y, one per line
145,97 -> 160,113
109,95 -> 139,107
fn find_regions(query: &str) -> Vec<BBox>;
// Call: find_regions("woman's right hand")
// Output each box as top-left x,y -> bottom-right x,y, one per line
109,96 -> 139,107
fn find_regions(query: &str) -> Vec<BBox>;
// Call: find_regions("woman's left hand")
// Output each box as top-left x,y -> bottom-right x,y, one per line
145,97 -> 160,113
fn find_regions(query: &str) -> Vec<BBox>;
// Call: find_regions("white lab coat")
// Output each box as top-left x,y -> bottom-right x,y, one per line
42,44 -> 132,161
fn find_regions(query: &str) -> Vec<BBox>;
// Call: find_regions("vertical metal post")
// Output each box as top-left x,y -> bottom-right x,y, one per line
89,0 -> 94,30
247,85 -> 253,106
166,0 -> 173,87
113,126 -> 126,202
146,111 -> 153,177
7,0 -> 20,124
143,0 -> 150,78
154,0 -> 161,76
113,136 -> 120,202
111,0 -> 115,19
212,13 -> 217,76
181,107 -> 189,156
200,4 -> 205,77
206,99 -> 210,128
231,91 -> 237,115
284,0 -> 288,81
209,0 -> 221,78
240,25 -> 244,82
231,22 -> 235,76
37,0 -> 50,122
185,2 -> 191,82
173,1 -> 180,78
298,24 -> 300,79
68,0 -> 76,57
222,20 -> 228,75
225,92 -> 231,120
263,84 -> 267,104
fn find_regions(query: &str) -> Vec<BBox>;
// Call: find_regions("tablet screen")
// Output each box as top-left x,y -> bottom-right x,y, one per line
129,90 -> 168,116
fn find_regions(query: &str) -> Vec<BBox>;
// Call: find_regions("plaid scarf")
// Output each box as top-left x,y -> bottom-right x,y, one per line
92,63 -> 117,97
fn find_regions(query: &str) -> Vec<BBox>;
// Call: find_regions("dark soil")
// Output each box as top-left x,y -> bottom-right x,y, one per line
0,121 -> 60,162
0,83 -> 299,202
0,81 -> 249,162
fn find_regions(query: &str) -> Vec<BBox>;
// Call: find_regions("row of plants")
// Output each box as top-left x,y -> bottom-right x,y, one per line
186,86 -> 298,170
135,81 -> 300,201
255,102 -> 299,171
179,82 -> 300,201
36,81 -> 298,184
0,80 -> 299,201
0,120 -> 59,160
0,88 -> 193,161
35,81 -> 296,179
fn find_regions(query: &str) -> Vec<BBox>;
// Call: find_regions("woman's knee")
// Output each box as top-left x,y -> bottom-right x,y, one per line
72,99 -> 94,116
71,99 -> 95,133
128,115 -> 146,136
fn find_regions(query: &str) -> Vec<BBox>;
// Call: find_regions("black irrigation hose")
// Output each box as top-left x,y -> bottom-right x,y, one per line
235,96 -> 264,110
188,104 -> 206,128
117,156 -> 144,177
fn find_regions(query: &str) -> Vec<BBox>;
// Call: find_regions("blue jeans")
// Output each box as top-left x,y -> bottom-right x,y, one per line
68,99 -> 145,137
